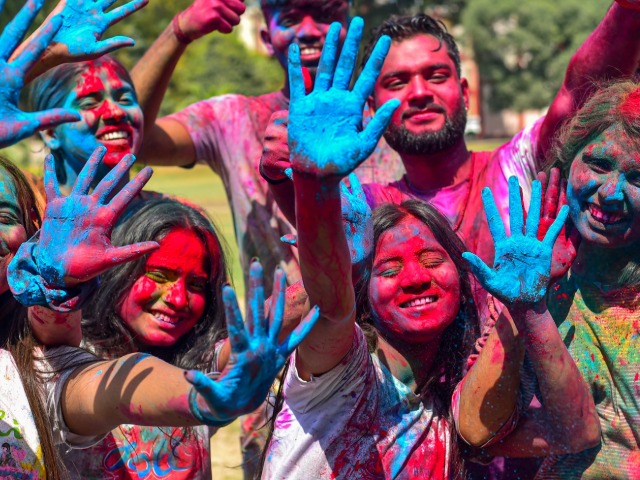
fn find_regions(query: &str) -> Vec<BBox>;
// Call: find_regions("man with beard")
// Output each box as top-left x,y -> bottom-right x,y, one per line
359,7 -> 640,265
130,0 -> 404,295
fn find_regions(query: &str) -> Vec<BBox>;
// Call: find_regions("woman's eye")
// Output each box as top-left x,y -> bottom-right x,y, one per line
189,280 -> 207,292
378,268 -> 400,278
146,271 -> 168,283
77,97 -> 99,109
118,93 -> 136,105
0,214 -> 18,225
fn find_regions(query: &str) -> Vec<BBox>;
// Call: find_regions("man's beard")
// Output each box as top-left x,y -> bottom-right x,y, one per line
383,101 -> 467,156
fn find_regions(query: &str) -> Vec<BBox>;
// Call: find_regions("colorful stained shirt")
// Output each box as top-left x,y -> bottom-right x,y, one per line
61,425 -> 213,480
168,91 -> 404,293
0,349 -> 46,479
537,271 -> 640,479
264,325 -> 451,479
0,346 -> 99,480
57,341 -> 222,480
363,117 -> 544,266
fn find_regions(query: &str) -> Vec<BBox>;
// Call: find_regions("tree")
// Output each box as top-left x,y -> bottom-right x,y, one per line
462,0 -> 608,112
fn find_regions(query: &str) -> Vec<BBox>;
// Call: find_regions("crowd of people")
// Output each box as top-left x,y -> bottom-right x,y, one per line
0,0 -> 639,479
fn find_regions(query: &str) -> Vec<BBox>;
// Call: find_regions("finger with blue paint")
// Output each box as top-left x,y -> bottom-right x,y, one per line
341,173 -> 373,267
38,146 -> 159,287
185,263 -> 320,425
53,0 -> 148,58
287,16 -> 400,178
462,176 -> 569,305
0,0 -> 81,147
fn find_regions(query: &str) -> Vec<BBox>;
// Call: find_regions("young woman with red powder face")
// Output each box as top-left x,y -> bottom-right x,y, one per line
0,152 -> 312,480
59,198 -> 230,479
536,79 -> 640,478
23,55 -> 143,193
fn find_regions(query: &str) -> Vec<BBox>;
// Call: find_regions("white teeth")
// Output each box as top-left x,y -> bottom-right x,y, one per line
300,47 -> 320,55
154,313 -> 177,324
589,205 -> 626,224
403,296 -> 437,308
99,130 -> 129,141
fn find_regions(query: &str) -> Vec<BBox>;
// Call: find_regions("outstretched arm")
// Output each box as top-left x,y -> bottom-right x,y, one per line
0,0 -> 81,147
61,265 -> 319,437
458,177 -> 600,455
288,18 -> 397,378
132,0 -> 245,166
539,0 -> 640,160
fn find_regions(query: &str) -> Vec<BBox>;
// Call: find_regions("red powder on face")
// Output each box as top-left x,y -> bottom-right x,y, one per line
620,89 -> 640,122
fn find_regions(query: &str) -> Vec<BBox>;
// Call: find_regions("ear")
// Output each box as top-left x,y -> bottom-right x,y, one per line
260,27 -> 275,56
40,128 -> 61,151
460,77 -> 470,110
366,95 -> 376,115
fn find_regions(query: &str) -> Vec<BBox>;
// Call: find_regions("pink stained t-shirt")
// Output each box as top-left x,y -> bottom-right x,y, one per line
264,325 -> 451,480
168,91 -> 404,293
363,117 -> 544,266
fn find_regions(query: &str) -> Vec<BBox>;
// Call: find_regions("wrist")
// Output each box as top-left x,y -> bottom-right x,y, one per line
172,13 -> 195,45
187,374 -> 234,427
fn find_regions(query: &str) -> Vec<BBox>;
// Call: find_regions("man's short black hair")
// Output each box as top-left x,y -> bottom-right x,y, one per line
362,14 -> 461,78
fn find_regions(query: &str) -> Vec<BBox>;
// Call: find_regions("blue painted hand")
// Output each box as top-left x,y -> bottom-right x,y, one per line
0,0 -> 80,147
287,17 -> 399,178
36,146 -> 158,287
54,0 -> 148,57
341,173 -> 373,266
462,176 -> 569,305
185,262 -> 321,425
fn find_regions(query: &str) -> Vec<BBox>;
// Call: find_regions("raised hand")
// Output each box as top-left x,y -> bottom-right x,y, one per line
37,146 -> 158,286
0,0 -> 80,147
536,168 -> 580,281
175,0 -> 246,42
287,17 -> 399,178
462,176 -> 569,305
260,110 -> 291,183
51,0 -> 148,58
341,173 -> 373,266
185,262 -> 320,425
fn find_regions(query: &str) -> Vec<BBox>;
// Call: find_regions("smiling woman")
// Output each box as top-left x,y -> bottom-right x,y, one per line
22,55 -> 143,190
61,198 -> 230,479
540,78 -> 640,477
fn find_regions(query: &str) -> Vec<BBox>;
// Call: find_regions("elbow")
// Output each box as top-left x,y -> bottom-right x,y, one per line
458,413 -> 506,448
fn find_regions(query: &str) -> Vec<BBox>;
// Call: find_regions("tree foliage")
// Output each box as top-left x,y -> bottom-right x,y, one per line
462,0 -> 609,112
3,0 -> 283,116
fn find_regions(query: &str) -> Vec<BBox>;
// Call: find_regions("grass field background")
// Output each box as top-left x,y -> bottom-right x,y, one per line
139,137 -> 506,479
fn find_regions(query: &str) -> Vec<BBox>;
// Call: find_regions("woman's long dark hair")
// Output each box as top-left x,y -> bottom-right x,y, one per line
260,200 -> 480,478
82,199 -> 229,370
0,157 -> 67,479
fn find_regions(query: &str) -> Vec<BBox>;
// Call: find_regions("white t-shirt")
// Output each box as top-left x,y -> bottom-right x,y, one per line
263,326 -> 451,479
0,347 -> 98,479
